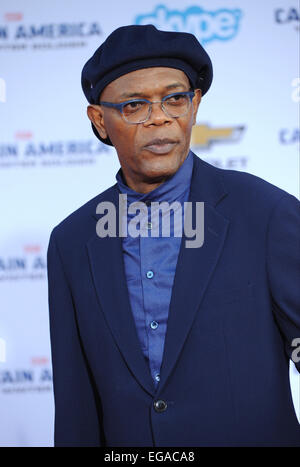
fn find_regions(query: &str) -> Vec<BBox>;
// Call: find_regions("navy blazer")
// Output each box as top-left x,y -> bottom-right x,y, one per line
47,152 -> 300,447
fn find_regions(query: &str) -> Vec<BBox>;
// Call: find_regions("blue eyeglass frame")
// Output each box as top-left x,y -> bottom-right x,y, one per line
98,91 -> 195,123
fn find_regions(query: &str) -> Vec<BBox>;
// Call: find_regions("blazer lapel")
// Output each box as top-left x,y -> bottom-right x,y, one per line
157,153 -> 230,394
86,186 -> 155,396
86,153 -> 229,397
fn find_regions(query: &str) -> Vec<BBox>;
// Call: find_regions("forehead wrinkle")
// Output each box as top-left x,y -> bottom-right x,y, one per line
118,82 -> 189,100
100,67 -> 190,102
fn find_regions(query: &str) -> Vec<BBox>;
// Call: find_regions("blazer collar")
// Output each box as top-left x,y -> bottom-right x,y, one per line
115,149 -> 194,206
91,151 -> 228,223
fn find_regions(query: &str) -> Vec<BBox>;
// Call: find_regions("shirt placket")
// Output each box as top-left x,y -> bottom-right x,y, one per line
140,203 -> 162,385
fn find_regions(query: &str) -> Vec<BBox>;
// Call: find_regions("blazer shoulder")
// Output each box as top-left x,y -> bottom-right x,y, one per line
203,158 -> 296,205
192,155 -> 299,221
49,183 -> 118,244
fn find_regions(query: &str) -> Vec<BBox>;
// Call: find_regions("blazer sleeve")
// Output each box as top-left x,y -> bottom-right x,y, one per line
266,193 -> 300,373
47,229 -> 104,446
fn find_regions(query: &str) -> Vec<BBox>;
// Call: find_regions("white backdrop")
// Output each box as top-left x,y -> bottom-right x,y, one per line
0,0 -> 299,446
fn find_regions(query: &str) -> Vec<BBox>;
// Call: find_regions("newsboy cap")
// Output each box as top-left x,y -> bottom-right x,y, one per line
81,24 -> 213,145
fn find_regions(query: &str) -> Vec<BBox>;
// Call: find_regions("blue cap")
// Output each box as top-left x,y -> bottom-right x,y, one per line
81,24 -> 213,145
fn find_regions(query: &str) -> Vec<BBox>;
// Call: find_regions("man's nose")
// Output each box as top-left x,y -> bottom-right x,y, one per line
144,102 -> 172,125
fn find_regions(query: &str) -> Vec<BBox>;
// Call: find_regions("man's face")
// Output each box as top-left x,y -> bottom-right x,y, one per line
88,67 -> 201,193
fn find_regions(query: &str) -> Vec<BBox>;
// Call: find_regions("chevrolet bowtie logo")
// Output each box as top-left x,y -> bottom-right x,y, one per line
191,124 -> 245,149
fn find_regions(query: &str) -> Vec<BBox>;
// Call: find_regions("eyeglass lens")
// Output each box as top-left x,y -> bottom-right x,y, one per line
122,94 -> 191,123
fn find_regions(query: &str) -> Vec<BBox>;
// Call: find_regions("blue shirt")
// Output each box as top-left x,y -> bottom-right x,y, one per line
115,151 -> 194,387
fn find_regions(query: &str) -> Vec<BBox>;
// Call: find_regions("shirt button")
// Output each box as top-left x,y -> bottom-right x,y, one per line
155,374 -> 160,382
150,320 -> 158,330
154,399 -> 167,413
147,222 -> 152,230
146,270 -> 154,279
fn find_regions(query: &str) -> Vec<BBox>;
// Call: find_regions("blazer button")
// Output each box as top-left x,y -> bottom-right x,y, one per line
154,399 -> 167,413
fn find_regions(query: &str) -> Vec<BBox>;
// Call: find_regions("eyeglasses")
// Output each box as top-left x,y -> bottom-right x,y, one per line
99,91 -> 195,124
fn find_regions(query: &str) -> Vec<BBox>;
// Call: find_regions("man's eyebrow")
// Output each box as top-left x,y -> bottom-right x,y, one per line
165,82 -> 187,91
119,82 -> 187,100
119,91 -> 146,99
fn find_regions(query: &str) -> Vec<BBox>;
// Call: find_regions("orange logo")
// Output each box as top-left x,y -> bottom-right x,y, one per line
191,124 -> 245,149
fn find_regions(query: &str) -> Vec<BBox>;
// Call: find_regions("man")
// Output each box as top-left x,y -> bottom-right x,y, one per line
47,25 -> 300,446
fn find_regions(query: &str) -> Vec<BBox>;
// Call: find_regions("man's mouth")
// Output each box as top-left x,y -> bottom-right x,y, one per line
143,138 -> 178,154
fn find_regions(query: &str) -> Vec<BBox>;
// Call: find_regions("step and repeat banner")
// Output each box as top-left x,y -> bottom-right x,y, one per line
0,0 -> 299,447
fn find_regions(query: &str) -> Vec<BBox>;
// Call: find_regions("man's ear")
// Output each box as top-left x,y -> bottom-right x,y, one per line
87,105 -> 108,140
192,89 -> 202,125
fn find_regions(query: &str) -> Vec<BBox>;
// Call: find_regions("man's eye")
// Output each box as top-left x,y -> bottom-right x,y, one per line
123,101 -> 146,113
165,94 -> 187,105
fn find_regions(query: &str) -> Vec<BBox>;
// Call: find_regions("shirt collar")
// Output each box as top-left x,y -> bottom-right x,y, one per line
115,150 -> 194,205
